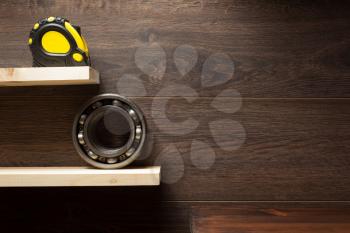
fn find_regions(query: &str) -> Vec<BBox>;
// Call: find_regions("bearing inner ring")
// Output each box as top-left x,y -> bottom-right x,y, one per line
83,105 -> 135,158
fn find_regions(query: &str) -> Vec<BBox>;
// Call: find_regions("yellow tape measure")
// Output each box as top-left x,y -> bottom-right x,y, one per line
28,16 -> 90,67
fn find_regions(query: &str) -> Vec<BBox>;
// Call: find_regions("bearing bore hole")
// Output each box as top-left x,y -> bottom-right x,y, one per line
88,108 -> 132,150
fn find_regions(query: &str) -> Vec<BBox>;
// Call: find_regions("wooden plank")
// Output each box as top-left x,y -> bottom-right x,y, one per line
0,1 -> 350,97
0,67 -> 99,86
0,97 -> 349,200
0,166 -> 160,187
192,204 -> 350,233
0,199 -> 348,233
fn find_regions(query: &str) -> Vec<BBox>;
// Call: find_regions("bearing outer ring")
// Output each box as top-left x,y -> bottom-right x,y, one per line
72,94 -> 147,169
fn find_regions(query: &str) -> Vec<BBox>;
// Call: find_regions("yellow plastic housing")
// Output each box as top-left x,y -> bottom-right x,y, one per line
41,31 -> 71,54
64,21 -> 88,55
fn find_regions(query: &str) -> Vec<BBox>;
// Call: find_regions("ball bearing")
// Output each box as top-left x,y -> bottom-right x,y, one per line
72,94 -> 148,169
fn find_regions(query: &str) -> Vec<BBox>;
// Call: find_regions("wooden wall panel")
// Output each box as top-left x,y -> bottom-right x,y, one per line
0,96 -> 349,200
1,1 -> 350,232
192,203 -> 350,233
0,1 -> 349,97
0,195 -> 348,233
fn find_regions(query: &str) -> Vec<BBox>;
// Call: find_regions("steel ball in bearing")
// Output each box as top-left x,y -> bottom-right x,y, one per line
72,94 -> 148,169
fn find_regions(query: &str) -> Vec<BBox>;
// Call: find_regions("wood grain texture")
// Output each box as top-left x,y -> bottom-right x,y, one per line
0,96 -> 349,200
0,166 -> 160,187
192,204 -> 350,233
0,67 -> 99,86
0,197 -> 348,233
0,1 -> 350,232
0,1 -> 349,97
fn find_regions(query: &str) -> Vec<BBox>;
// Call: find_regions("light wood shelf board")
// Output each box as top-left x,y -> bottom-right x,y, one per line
0,166 -> 160,187
0,66 -> 99,86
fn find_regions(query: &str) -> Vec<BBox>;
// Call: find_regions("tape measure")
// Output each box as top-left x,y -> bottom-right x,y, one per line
28,16 -> 90,67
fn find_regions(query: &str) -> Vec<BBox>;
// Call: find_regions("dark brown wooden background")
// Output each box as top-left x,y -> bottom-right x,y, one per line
0,0 -> 350,232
